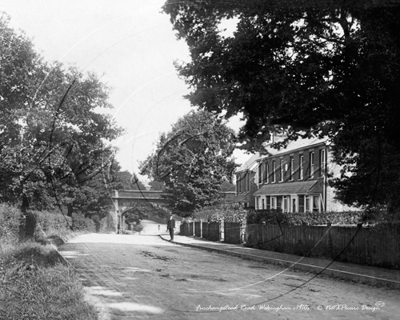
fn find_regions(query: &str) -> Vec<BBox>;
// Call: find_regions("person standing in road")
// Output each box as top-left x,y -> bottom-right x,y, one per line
167,214 -> 176,241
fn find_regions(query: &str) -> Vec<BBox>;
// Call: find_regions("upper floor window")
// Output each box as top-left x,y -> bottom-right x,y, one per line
264,162 -> 269,183
238,173 -> 244,192
290,156 -> 294,181
280,159 -> 284,182
299,155 -> 304,180
310,152 -> 315,178
272,160 -> 276,183
258,163 -> 263,184
320,149 -> 326,177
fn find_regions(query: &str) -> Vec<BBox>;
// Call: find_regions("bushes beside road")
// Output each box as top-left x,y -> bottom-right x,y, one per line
0,204 -> 98,320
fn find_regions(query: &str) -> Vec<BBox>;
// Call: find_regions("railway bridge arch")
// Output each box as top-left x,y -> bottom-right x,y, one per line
111,190 -> 169,232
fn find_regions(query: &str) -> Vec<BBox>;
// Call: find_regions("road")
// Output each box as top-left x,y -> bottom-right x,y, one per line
59,220 -> 400,320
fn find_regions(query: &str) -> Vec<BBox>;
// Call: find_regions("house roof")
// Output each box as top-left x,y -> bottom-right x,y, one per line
259,137 -> 328,161
253,180 -> 322,196
232,192 -> 249,203
235,136 -> 329,174
236,152 -> 262,173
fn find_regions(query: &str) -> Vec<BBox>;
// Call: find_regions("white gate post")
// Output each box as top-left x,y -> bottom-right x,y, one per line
220,218 -> 224,242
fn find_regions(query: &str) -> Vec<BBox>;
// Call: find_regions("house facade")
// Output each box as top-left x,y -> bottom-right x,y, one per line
234,137 -> 356,213
232,153 -> 261,208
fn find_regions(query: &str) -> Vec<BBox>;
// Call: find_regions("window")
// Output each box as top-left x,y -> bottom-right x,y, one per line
305,195 -> 310,212
292,198 -> 297,212
298,195 -> 304,212
312,196 -> 319,212
265,162 -> 269,183
262,198 -> 265,209
310,152 -> 315,178
320,149 -> 326,177
266,196 -> 271,209
299,155 -> 304,180
280,159 -> 284,182
258,163 -> 263,184
245,172 -> 249,191
290,156 -> 294,180
277,196 -> 283,211
283,196 -> 289,212
271,197 -> 276,209
272,161 -> 276,183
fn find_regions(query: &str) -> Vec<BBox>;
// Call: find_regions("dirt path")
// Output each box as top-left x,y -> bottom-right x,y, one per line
59,221 -> 400,320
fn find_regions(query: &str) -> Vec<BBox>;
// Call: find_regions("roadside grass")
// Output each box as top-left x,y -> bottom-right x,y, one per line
0,204 -> 99,320
0,241 -> 98,320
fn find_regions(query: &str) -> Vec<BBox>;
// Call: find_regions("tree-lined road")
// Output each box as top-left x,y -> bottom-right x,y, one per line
59,221 -> 400,320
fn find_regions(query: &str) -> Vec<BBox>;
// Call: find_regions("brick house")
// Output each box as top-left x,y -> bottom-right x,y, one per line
236,136 -> 356,213
232,153 -> 261,209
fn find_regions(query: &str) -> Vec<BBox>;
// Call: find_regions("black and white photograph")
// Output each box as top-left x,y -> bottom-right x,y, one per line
1,1 -> 400,319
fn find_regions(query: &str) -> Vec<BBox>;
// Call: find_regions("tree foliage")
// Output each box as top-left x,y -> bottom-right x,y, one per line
0,14 -> 122,228
163,1 -> 400,217
148,180 -> 165,191
116,170 -> 147,190
140,110 -> 237,216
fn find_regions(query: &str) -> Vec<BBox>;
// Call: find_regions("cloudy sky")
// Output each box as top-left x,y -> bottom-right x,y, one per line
1,0 -> 247,178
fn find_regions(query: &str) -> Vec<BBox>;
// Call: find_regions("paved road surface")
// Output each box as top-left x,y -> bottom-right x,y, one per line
59,220 -> 400,320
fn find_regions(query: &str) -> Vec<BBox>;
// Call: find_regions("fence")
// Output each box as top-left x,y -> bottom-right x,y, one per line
224,222 -> 241,244
180,221 -> 237,242
180,222 -> 194,236
202,222 -> 220,241
195,222 -> 201,237
180,220 -> 400,269
245,223 -> 400,269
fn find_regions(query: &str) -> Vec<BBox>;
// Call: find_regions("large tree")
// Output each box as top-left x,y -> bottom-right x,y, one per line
140,110 -> 237,216
0,14 -> 122,233
163,0 -> 400,218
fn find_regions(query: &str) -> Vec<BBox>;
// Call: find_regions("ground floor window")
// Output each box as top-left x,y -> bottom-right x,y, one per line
283,196 -> 289,212
255,194 -> 321,212
305,195 -> 310,212
271,197 -> 276,209
292,197 -> 297,212
299,195 -> 305,212
312,195 -> 319,212
277,196 -> 282,211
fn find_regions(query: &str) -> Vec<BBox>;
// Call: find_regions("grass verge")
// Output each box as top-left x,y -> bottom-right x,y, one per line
0,240 -> 98,320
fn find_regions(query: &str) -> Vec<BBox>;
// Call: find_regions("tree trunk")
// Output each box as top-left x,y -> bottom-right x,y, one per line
67,204 -> 73,217
19,194 -> 36,239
